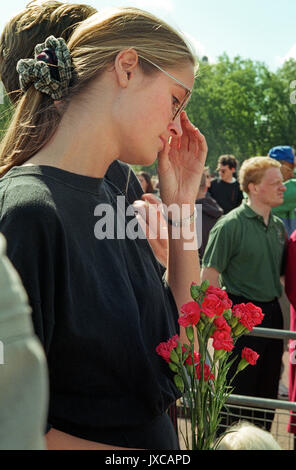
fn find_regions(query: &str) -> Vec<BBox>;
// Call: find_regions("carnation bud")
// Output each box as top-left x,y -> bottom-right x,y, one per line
170,348 -> 180,365
176,341 -> 182,358
229,316 -> 239,328
233,323 -> 248,337
223,309 -> 232,321
214,349 -> 227,362
190,283 -> 201,302
237,358 -> 250,372
186,325 -> 194,342
174,374 -> 185,393
169,362 -> 179,373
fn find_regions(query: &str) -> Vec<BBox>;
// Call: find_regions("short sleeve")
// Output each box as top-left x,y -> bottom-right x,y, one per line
202,218 -> 239,273
0,201 -> 60,356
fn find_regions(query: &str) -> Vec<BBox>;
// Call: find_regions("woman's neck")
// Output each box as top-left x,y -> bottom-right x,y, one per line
23,83 -> 119,178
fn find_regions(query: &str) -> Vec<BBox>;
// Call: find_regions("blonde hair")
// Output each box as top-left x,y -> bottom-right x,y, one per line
215,421 -> 282,450
0,7 -> 196,177
239,156 -> 281,194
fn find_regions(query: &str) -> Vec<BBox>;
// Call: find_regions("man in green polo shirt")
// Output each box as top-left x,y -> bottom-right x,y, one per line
202,156 -> 287,431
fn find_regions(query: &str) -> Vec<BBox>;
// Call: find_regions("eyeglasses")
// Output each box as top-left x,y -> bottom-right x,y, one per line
138,55 -> 192,121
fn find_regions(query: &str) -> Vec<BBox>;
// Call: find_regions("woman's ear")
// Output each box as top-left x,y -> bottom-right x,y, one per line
114,48 -> 139,88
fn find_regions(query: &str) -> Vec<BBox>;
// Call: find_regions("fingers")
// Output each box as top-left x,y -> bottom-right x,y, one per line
142,193 -> 162,205
132,199 -> 168,241
180,112 -> 208,158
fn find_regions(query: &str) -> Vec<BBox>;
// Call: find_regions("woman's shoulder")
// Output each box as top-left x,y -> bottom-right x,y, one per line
0,167 -> 58,222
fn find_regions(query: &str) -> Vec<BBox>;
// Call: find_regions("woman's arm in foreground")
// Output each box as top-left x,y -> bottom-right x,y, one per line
158,112 -> 207,344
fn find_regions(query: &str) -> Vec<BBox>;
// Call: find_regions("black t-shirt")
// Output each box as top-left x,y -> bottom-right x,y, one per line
209,178 -> 243,214
0,165 -> 179,445
105,160 -> 143,205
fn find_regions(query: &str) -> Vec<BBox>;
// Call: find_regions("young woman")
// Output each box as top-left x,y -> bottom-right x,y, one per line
0,7 -> 207,449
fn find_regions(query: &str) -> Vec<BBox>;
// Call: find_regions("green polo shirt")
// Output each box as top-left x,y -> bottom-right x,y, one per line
202,202 -> 286,302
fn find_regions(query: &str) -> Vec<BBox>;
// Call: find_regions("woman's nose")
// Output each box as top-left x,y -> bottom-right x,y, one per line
168,115 -> 183,138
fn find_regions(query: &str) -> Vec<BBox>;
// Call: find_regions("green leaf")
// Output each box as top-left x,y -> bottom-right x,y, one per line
185,325 -> 194,342
170,348 -> 180,365
174,374 -> 185,393
201,280 -> 210,292
169,362 -> 179,373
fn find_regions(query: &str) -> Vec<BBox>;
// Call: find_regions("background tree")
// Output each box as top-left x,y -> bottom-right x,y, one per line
1,55 -> 296,174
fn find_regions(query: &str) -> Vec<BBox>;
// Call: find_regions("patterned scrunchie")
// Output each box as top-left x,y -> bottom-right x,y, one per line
16,35 -> 73,100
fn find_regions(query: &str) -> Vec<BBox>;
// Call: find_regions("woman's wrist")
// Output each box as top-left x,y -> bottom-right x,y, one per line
162,206 -> 197,227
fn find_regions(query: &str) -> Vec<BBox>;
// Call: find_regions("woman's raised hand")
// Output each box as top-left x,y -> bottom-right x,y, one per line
157,111 -> 208,208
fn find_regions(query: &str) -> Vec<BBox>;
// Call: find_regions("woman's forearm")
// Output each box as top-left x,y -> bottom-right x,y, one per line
166,206 -> 200,346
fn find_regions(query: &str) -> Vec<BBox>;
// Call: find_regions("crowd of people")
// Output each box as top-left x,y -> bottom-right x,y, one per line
0,0 -> 295,452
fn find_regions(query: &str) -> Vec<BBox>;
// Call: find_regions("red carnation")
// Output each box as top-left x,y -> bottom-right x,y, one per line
156,334 -> 179,363
211,329 -> 234,351
195,362 -> 215,382
179,301 -> 201,327
232,303 -> 264,331
201,293 -> 225,318
206,286 -> 233,311
213,316 -> 231,333
183,349 -> 214,381
241,347 -> 259,365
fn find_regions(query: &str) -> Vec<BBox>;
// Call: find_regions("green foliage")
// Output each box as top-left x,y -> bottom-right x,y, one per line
136,56 -> 296,174
187,55 -> 296,171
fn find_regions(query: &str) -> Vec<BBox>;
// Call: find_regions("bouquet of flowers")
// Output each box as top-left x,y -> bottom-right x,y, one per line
156,281 -> 264,450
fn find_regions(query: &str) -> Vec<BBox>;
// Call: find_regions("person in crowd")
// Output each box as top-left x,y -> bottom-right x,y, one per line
268,146 -> 296,237
215,421 -> 282,450
201,157 -> 287,430
195,166 -> 223,259
137,171 -> 155,194
0,0 -> 171,274
285,228 -> 296,450
0,1 -> 145,206
208,154 -> 243,214
0,0 -> 181,441
0,233 -> 48,450
0,7 -> 207,450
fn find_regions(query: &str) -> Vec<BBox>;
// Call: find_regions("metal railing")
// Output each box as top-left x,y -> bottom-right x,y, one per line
222,327 -> 296,449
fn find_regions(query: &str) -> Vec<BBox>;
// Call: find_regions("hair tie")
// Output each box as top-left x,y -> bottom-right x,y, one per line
16,35 -> 73,100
